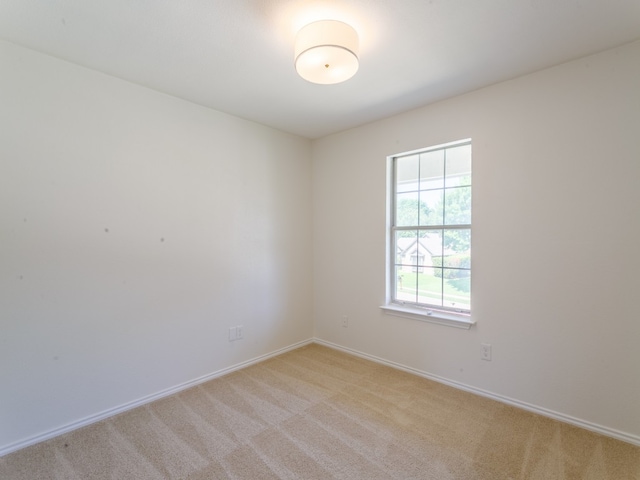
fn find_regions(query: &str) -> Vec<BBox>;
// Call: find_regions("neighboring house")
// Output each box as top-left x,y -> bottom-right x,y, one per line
396,234 -> 453,274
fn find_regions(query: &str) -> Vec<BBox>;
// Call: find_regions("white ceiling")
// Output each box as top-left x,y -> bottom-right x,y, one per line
1,0 -> 639,139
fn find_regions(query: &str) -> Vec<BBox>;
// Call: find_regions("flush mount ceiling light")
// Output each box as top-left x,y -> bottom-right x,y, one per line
294,20 -> 359,85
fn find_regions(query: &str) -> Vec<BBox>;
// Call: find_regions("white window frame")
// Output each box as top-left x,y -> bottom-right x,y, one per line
381,139 -> 475,329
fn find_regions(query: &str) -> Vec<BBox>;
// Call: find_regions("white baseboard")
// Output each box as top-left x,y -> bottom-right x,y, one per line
314,338 -> 640,447
0,338 -> 314,457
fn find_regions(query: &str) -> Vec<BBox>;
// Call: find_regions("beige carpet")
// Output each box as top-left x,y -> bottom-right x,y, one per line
1,343 -> 638,479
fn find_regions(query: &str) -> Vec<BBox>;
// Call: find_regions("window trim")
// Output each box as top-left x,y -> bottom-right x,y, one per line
380,304 -> 475,329
381,139 -> 474,329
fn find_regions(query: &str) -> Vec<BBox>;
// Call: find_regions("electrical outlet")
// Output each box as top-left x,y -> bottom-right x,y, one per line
236,325 -> 243,339
481,343 -> 492,361
229,326 -> 237,341
342,315 -> 348,328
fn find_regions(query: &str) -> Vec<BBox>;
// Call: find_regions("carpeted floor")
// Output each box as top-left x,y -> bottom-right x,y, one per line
1,343 -> 638,479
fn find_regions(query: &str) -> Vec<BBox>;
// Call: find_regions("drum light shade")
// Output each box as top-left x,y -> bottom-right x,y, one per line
294,20 -> 359,85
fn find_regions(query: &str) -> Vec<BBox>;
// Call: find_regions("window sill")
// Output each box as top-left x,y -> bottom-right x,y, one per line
380,304 -> 475,330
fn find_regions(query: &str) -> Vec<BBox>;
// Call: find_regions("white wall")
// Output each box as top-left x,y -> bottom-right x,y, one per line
0,40 -> 313,452
312,40 -> 640,442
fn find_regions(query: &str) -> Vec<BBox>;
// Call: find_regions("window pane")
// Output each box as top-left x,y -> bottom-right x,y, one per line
442,269 -> 470,311
444,186 -> 471,225
395,192 -> 419,226
418,268 -> 443,307
418,189 -> 444,226
445,144 -> 471,187
419,150 -> 444,190
396,154 -> 419,193
443,228 -> 471,257
440,228 -> 471,310
417,231 -> 445,306
395,265 -> 417,303
395,230 -> 418,267
420,230 -> 444,260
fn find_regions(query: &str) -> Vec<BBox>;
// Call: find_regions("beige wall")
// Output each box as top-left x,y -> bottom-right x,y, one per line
312,40 -> 640,442
0,40 -> 313,452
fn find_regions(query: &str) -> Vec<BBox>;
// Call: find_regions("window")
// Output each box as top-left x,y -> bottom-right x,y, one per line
384,139 -> 472,327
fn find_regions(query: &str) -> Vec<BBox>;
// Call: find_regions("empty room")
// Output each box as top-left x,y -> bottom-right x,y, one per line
1,1 -> 639,478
